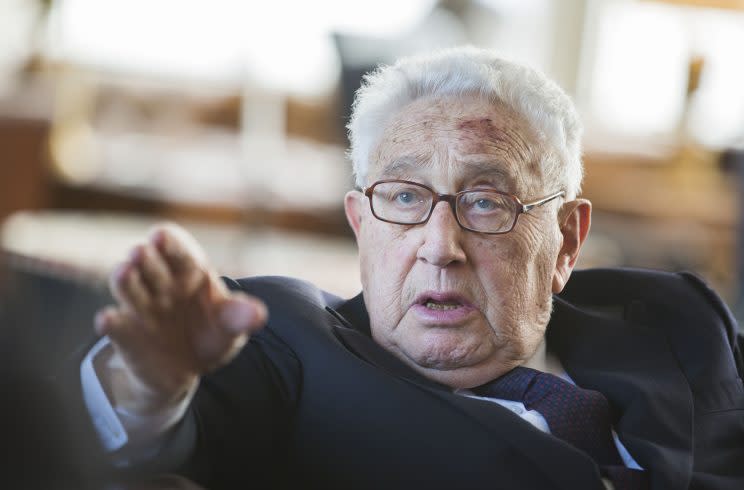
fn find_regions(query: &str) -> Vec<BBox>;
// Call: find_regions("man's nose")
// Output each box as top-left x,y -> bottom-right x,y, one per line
416,201 -> 467,267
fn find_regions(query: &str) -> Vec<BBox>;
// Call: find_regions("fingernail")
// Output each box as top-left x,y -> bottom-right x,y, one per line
221,301 -> 263,333
129,246 -> 142,263
223,302 -> 253,326
151,229 -> 167,249
251,300 -> 268,324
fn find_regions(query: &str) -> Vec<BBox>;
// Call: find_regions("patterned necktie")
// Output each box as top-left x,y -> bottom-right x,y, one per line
473,367 -> 648,490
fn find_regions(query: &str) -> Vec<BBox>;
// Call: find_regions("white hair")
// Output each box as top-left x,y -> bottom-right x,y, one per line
347,46 -> 584,199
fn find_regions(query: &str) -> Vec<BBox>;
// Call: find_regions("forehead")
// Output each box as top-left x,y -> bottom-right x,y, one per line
370,95 -> 543,194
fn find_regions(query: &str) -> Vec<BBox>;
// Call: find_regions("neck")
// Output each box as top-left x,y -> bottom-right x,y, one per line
523,340 -> 564,376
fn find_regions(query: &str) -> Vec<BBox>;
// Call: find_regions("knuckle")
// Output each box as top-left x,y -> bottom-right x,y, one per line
171,246 -> 192,265
183,270 -> 206,295
155,296 -> 174,311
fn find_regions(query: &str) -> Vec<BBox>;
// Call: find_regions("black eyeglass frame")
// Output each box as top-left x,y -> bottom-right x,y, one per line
362,179 -> 566,235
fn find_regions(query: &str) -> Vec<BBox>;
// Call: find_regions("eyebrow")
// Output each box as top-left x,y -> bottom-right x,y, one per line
379,157 -> 516,188
379,156 -> 425,177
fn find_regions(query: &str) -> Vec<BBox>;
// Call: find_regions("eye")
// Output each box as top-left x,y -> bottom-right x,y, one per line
475,198 -> 496,210
396,191 -> 416,204
373,182 -> 429,211
459,191 -> 511,215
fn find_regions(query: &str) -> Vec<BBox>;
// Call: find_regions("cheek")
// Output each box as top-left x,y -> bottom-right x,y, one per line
471,226 -> 557,328
504,220 -> 560,281
359,225 -> 419,306
508,224 -> 561,327
472,236 -> 531,288
360,226 -> 413,272
472,239 -> 530,328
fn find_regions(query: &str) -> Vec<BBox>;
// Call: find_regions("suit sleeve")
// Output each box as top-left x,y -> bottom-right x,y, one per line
679,272 -> 744,489
135,326 -> 302,489
679,272 -> 743,377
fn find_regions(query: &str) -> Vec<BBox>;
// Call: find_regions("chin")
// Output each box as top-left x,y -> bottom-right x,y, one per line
406,333 -> 488,371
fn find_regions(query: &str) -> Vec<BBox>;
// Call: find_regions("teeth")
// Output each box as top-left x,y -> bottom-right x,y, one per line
425,301 -> 460,310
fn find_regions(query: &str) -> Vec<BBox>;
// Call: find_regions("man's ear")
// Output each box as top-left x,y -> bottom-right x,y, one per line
344,190 -> 365,240
552,199 -> 592,294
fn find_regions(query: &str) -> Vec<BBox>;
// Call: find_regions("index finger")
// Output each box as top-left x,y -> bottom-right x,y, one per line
150,224 -> 224,296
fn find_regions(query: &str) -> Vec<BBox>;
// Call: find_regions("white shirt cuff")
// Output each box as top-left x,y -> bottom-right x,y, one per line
81,337 -> 128,451
80,336 -> 196,453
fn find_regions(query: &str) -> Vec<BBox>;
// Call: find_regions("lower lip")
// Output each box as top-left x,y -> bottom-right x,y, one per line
411,303 -> 476,324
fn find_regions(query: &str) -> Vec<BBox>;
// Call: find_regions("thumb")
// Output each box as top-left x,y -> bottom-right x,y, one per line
217,294 -> 268,336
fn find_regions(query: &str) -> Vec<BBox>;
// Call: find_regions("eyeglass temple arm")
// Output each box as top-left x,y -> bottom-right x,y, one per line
521,191 -> 566,213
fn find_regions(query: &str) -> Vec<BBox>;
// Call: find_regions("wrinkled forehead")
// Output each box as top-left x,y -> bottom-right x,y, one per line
369,95 -> 545,195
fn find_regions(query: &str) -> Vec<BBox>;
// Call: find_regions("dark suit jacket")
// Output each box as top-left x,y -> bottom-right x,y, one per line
114,268 -> 744,490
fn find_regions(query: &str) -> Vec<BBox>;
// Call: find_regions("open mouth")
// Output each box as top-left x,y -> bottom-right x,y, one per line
424,299 -> 463,311
412,292 -> 475,323
415,292 -> 472,311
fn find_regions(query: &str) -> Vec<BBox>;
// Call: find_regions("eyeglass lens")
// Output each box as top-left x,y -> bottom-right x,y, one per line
370,181 -> 518,233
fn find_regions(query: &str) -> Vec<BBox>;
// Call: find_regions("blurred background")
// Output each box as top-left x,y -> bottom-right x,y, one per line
2,0 -> 744,346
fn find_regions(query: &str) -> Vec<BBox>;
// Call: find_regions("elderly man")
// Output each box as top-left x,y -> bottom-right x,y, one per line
80,48 -> 743,490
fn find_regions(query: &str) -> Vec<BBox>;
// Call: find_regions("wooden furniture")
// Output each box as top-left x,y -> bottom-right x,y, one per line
0,115 -> 52,223
581,146 -> 738,302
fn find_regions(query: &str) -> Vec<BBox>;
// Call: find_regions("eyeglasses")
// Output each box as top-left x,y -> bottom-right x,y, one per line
362,180 -> 565,235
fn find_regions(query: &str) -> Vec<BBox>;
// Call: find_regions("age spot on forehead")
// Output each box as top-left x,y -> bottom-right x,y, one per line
454,116 -> 541,182
456,117 -> 493,132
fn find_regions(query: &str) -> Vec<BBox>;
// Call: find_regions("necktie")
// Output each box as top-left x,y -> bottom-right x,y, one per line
473,367 -> 648,490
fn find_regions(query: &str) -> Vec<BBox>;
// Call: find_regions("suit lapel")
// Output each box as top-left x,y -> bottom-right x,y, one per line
548,297 -> 694,490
